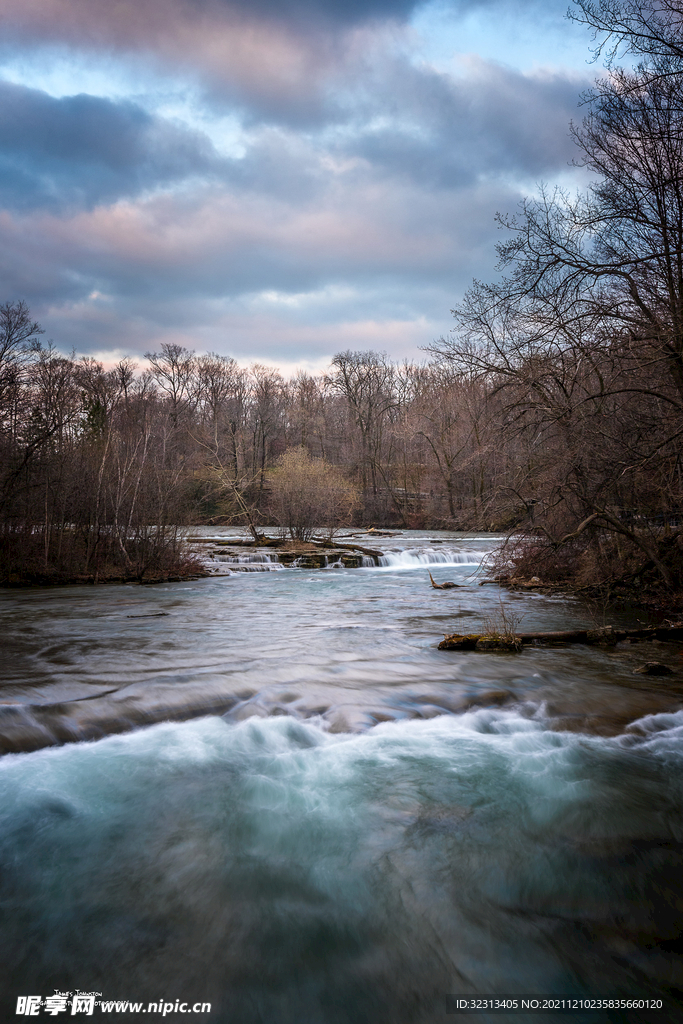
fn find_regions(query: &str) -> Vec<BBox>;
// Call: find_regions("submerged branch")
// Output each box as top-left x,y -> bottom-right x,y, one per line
439,624 -> 683,650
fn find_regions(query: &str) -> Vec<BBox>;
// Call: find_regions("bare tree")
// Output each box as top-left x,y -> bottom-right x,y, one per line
570,0 -> 683,72
0,300 -> 43,422
326,351 -> 397,496
0,300 -> 43,368
145,343 -> 195,427
193,353 -> 240,443
431,55 -> 683,593
249,364 -> 284,498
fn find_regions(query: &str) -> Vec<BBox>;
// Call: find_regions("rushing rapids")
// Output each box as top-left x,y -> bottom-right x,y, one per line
1,531 -> 682,1022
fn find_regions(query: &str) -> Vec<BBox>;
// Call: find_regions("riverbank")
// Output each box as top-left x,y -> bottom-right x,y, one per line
2,532 -> 391,585
479,572 -> 683,624
0,531 -> 210,587
1,565 -> 212,587
484,530 -> 683,618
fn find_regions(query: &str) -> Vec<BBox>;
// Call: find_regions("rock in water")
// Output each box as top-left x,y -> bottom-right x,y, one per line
634,662 -> 674,676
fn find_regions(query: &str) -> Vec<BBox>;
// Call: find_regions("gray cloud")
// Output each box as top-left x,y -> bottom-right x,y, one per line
0,81 -> 221,211
0,0 -> 594,365
0,53 -> 584,215
0,170 -> 516,330
0,55 -> 588,334
342,59 -> 586,188
0,0 -> 577,131
0,1 -> 418,105
213,0 -> 420,24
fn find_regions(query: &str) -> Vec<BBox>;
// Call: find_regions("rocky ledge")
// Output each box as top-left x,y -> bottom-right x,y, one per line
190,536 -> 382,571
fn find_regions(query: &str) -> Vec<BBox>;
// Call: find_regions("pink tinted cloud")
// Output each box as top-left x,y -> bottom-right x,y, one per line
14,181 -> 467,287
0,0 -> 356,116
47,295 -> 439,370
5,174 -> 504,360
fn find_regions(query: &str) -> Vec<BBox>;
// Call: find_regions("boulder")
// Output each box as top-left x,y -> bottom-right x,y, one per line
633,662 -> 674,676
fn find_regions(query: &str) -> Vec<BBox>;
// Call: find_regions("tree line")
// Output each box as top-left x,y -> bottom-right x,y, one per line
0,311 -> 528,582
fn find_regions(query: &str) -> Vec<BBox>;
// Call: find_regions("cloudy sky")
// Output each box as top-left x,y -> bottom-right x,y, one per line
0,0 -> 598,373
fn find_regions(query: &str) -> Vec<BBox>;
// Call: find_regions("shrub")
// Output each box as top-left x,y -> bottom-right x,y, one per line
269,447 -> 359,542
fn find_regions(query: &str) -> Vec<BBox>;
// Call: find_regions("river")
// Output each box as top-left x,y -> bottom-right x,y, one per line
1,531 -> 682,1022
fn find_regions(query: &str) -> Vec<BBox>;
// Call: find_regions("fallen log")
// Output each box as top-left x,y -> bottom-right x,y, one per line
311,539 -> 383,560
439,624 -> 683,650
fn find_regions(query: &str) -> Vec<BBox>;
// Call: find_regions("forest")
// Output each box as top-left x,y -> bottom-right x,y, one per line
0,322 -> 527,583
1,0 -> 682,607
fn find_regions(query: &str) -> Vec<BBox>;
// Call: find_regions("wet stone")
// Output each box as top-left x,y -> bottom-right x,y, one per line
634,662 -> 675,676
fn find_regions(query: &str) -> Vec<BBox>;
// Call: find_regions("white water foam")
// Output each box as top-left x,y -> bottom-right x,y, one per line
377,546 -> 490,568
215,552 -> 280,563
212,552 -> 284,571
1,709 -> 682,1020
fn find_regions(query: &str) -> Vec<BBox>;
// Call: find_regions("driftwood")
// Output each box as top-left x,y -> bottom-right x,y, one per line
312,539 -> 383,559
429,571 -> 460,589
439,625 -> 683,650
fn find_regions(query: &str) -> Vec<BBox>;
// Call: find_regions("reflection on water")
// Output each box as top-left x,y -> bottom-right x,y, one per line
1,532 -> 682,1021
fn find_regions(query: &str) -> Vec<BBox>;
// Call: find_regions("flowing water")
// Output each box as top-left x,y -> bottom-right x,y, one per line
1,532 -> 683,1022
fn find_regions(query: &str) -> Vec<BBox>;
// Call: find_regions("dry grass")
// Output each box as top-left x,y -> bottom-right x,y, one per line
479,598 -> 524,640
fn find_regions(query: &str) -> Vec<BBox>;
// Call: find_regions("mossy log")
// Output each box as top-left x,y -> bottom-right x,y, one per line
439,625 -> 683,650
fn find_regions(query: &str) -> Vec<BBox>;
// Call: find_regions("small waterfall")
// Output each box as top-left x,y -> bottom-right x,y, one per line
360,555 -> 376,567
216,552 -> 279,564
227,564 -> 284,572
213,555 -> 284,572
378,547 -> 488,568
210,551 -> 283,571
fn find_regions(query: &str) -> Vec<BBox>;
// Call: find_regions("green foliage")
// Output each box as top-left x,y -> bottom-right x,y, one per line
82,398 -> 107,440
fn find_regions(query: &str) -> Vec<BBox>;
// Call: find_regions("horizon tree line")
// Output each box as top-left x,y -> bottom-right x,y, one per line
0,315 -> 527,582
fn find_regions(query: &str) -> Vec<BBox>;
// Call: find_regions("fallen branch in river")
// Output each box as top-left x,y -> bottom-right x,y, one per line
429,571 -> 460,589
438,625 -> 683,650
310,539 -> 384,559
